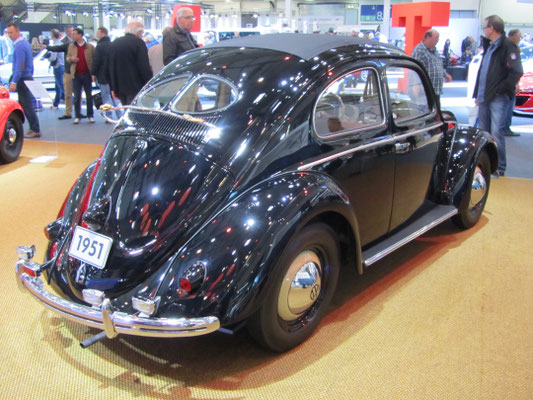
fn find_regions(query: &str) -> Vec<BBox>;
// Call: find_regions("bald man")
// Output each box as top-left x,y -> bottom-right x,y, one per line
163,7 -> 199,65
412,29 -> 452,105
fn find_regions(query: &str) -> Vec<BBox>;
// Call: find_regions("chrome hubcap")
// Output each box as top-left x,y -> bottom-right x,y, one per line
7,127 -> 17,144
278,250 -> 322,321
469,165 -> 487,208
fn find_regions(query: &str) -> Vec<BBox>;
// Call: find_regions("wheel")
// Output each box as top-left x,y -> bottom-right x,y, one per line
0,114 -> 23,164
247,223 -> 340,352
452,150 -> 491,229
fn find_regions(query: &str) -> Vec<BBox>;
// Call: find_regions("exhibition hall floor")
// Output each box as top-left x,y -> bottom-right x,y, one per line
1,125 -> 532,397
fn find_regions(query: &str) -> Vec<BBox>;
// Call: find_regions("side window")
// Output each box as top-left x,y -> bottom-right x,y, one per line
386,67 -> 430,122
314,68 -> 384,138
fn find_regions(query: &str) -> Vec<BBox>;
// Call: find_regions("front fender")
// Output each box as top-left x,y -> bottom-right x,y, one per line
441,125 -> 497,207
150,171 -> 360,326
0,98 -> 24,135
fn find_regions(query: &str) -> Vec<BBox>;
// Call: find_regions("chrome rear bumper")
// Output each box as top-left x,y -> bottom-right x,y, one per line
15,259 -> 220,339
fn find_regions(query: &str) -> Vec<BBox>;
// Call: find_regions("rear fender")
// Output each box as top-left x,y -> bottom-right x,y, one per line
43,161 -> 98,297
438,125 -> 497,208
149,171 -> 360,326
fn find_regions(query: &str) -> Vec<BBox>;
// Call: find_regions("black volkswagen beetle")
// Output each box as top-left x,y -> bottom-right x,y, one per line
16,34 -> 497,352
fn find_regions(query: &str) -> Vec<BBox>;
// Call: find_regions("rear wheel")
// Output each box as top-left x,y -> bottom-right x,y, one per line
452,150 -> 491,229
248,223 -> 340,352
0,114 -> 23,164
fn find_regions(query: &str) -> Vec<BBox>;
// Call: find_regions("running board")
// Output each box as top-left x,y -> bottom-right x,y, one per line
362,205 -> 458,267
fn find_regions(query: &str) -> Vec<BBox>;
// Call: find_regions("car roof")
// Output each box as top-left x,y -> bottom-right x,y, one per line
203,33 -> 404,60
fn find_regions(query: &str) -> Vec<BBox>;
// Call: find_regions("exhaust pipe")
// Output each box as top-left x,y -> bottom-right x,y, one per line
80,331 -> 108,348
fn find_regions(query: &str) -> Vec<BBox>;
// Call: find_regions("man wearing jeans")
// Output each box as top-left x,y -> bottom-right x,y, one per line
49,29 -> 64,109
92,26 -> 122,122
6,23 -> 40,138
473,15 -> 523,178
67,27 -> 95,124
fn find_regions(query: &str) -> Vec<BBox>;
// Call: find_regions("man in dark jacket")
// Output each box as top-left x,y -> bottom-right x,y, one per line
92,26 -> 121,120
473,15 -> 523,178
163,7 -> 198,65
45,25 -> 74,119
109,21 -> 152,105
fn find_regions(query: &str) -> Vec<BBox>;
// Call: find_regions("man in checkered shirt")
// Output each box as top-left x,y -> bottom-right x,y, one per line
411,29 -> 452,105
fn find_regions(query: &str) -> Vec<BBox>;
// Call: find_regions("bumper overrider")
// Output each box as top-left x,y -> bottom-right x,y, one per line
15,246 -> 220,341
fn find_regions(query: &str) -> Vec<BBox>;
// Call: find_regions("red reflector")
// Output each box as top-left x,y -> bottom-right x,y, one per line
179,278 -> 192,292
23,265 -> 37,277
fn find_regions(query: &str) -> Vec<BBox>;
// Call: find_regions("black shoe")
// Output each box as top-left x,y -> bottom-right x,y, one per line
491,171 -> 505,179
504,130 -> 520,137
58,115 -> 71,120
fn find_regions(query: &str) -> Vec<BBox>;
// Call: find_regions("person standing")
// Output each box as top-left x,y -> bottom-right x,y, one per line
473,15 -> 523,178
503,28 -> 523,137
46,25 -> 74,120
6,23 -> 41,138
442,38 -> 451,67
92,26 -> 122,121
109,21 -> 152,106
48,29 -> 64,109
148,26 -> 171,75
67,27 -> 95,124
411,29 -> 452,105
162,7 -> 198,65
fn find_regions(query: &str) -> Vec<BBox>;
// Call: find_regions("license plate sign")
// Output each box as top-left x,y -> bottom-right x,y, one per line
69,226 -> 113,269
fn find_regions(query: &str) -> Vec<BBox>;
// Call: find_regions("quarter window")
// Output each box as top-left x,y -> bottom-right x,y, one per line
386,67 -> 431,122
314,69 -> 384,138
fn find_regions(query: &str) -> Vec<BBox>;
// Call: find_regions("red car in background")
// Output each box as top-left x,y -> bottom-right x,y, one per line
514,68 -> 533,116
0,86 -> 25,163
514,45 -> 533,116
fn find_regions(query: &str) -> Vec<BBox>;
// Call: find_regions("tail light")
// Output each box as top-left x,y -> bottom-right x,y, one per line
179,263 -> 206,293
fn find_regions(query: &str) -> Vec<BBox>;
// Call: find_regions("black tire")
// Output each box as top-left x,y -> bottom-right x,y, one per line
452,150 -> 491,229
247,223 -> 340,352
0,114 -> 23,164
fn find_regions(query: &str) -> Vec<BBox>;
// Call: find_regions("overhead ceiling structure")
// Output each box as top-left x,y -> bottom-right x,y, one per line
0,0 -> 215,25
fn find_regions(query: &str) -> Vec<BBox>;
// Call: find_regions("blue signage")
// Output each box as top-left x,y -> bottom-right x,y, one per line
360,5 -> 384,22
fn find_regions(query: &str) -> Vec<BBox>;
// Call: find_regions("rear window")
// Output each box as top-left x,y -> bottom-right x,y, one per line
135,74 -> 238,114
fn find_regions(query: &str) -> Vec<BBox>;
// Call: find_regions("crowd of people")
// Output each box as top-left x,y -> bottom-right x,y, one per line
3,7 -> 200,139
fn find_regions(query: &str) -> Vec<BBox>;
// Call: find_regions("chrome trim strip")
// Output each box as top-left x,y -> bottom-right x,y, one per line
363,207 -> 458,267
298,121 -> 444,170
15,262 -> 220,338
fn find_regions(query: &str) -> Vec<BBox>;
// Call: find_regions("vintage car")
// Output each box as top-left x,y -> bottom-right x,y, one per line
0,86 -> 25,163
16,34 -> 497,352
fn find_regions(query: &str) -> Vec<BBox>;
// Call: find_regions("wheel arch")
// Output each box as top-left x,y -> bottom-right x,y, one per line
151,171 -> 364,326
305,210 -> 362,275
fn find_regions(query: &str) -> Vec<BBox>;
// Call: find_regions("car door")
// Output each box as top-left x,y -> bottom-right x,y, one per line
383,61 -> 444,230
313,65 -> 395,246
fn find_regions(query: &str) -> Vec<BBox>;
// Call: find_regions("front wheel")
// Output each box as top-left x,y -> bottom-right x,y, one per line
247,223 -> 340,352
0,114 -> 23,164
452,150 -> 491,229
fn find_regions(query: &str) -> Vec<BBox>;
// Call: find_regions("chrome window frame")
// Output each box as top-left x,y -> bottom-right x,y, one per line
135,73 -> 192,110
170,73 -> 239,115
384,64 -> 436,126
312,66 -> 387,141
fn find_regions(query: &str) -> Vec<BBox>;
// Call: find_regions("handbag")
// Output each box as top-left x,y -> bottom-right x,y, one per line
92,91 -> 103,110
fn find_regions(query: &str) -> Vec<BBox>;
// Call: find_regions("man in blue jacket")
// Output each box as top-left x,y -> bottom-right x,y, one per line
473,15 -> 523,178
7,23 -> 41,138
